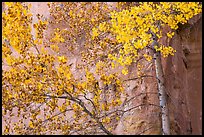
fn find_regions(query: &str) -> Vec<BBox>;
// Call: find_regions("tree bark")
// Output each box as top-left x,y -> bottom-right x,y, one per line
153,49 -> 170,135
149,25 -> 170,134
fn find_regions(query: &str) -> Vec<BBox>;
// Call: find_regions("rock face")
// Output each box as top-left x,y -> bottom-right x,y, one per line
165,15 -> 202,135
2,2 -> 202,135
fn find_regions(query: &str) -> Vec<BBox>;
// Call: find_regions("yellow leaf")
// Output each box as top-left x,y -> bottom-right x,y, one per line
102,117 -> 111,123
116,116 -> 120,121
5,2 -> 13,7
41,46 -> 47,54
5,55 -> 13,65
58,56 -> 67,63
50,44 -> 59,52
122,67 -> 128,75
29,121 -> 34,128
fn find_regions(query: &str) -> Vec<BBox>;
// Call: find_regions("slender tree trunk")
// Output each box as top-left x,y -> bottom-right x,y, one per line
154,50 -> 170,135
150,26 -> 170,135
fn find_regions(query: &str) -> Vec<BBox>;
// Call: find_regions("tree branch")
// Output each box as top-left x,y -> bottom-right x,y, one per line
123,75 -> 154,82
99,103 -> 160,119
136,125 -> 160,135
122,92 -> 158,106
83,93 -> 97,114
31,87 -> 113,135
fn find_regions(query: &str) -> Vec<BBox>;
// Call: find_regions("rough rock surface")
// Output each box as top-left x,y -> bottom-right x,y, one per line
165,14 -> 202,135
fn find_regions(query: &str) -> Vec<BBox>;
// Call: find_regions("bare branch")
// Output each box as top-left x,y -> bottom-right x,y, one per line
84,93 -> 97,114
99,103 -> 160,119
33,44 -> 40,54
122,92 -> 158,106
123,75 -> 155,82
32,93 -> 70,100
60,89 -> 113,135
136,125 -> 160,135
41,108 -> 73,124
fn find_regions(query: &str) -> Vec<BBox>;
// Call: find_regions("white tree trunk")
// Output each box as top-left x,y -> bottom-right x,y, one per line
154,51 -> 170,135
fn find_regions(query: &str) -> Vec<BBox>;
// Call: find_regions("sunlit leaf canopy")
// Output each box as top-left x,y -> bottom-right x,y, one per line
93,2 -> 201,74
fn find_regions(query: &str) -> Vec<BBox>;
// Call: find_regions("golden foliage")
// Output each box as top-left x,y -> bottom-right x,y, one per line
2,2 -> 201,135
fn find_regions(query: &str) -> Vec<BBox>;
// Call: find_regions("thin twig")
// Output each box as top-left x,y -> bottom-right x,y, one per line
136,125 -> 160,135
41,108 -> 73,124
84,94 -> 97,114
32,93 -> 70,99
99,103 -> 160,119
25,108 -> 73,134
123,92 -> 158,106
123,75 -> 154,82
33,44 -> 40,54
